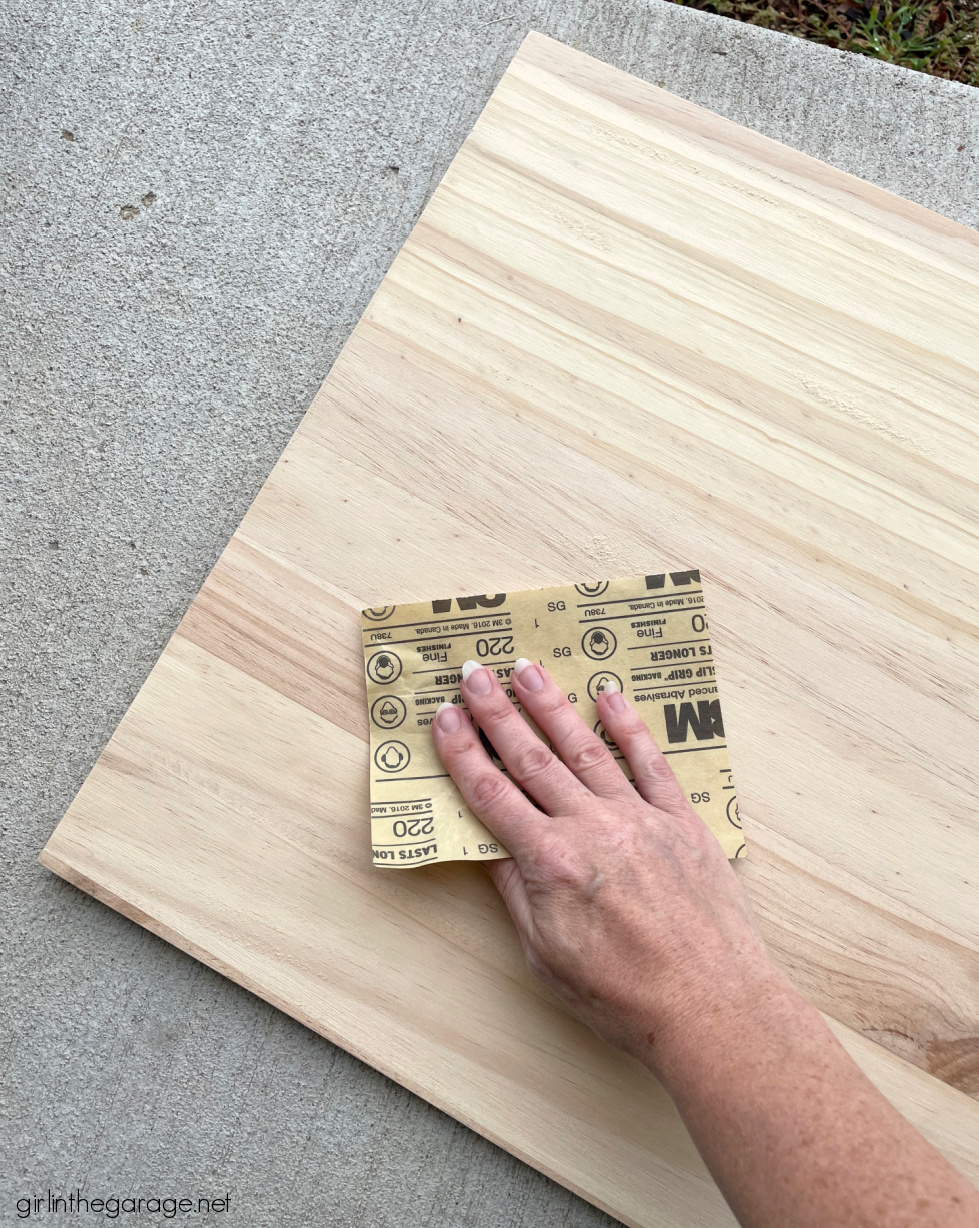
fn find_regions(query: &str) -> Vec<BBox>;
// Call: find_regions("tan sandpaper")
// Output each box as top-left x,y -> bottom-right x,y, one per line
362,569 -> 743,867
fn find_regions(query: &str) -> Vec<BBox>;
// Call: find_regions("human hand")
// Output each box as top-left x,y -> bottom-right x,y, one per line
433,659 -> 979,1228
431,658 -> 776,1068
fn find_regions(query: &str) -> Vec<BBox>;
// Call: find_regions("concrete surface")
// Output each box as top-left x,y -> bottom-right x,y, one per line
2,0 -> 977,1224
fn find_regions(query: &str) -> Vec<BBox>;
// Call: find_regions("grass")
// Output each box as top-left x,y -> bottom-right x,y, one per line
672,0 -> 979,85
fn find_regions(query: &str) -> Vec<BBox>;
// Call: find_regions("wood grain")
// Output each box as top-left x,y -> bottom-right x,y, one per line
41,31 -> 979,1225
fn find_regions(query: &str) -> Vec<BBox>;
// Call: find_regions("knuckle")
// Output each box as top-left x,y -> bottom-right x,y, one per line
633,740 -> 668,772
539,688 -> 570,721
563,735 -> 610,776
470,770 -> 511,812
622,727 -> 665,768
640,748 -> 680,789
511,739 -> 555,784
541,845 -> 591,891
479,692 -> 519,733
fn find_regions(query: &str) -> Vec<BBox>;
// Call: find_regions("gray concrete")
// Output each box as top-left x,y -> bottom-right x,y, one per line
2,0 -> 977,1222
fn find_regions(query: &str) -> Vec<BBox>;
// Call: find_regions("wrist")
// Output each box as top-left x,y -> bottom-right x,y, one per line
635,953 -> 798,1088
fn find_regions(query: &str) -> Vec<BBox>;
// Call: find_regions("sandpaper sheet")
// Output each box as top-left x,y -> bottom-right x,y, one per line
362,569 -> 743,867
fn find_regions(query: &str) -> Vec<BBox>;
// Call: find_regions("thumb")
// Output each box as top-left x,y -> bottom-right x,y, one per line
483,857 -> 535,940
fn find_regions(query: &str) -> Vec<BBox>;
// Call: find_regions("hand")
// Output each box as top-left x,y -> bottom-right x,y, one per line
431,657 -> 775,1067
433,659 -> 979,1228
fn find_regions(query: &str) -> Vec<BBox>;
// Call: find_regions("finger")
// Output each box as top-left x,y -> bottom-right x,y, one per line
459,660 -> 588,814
431,699 -> 542,860
509,658 -> 634,799
596,685 -> 690,816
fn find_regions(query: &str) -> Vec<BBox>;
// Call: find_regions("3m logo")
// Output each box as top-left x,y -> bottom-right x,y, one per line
645,570 -> 701,590
431,594 -> 507,614
664,700 -> 724,743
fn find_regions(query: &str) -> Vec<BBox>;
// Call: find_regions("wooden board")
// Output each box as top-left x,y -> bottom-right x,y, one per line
41,31 -> 979,1226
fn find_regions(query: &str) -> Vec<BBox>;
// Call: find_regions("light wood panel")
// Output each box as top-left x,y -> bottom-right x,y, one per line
41,31 -> 979,1225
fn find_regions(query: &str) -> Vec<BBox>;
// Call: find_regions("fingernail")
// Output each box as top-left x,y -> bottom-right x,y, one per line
462,659 -> 492,694
436,701 -> 462,732
513,657 -> 544,692
602,678 -> 619,693
606,690 -> 627,713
